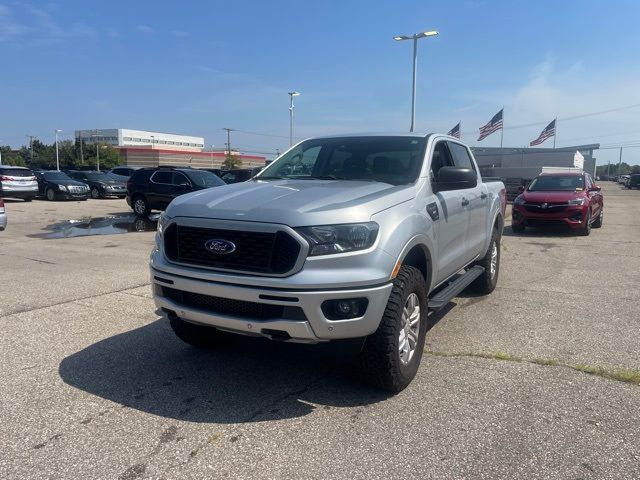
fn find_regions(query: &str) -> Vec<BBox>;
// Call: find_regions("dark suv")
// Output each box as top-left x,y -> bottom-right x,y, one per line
127,167 -> 225,216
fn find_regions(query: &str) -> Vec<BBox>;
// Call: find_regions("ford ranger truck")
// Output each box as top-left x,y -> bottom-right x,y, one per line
151,133 -> 506,392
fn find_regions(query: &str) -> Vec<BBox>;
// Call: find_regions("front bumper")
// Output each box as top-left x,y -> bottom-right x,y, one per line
151,266 -> 393,343
512,204 -> 588,229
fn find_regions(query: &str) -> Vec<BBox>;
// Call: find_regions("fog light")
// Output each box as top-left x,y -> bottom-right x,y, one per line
321,298 -> 368,320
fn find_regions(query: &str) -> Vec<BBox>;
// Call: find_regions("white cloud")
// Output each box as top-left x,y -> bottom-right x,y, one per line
135,24 -> 154,35
171,30 -> 189,38
0,4 -> 30,40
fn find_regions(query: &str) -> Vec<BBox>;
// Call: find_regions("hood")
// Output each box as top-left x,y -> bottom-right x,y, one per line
166,179 -> 415,226
522,189 -> 586,202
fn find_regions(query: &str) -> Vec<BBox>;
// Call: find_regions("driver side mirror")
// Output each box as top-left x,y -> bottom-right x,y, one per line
432,167 -> 478,193
589,185 -> 601,192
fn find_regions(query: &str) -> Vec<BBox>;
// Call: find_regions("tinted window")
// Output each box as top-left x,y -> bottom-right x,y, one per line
186,170 -> 225,188
43,171 -> 72,181
172,172 -> 190,185
430,142 -> 454,180
85,173 -> 112,182
448,142 -> 476,171
528,175 -> 585,191
0,168 -> 33,177
152,171 -> 172,184
258,136 -> 426,185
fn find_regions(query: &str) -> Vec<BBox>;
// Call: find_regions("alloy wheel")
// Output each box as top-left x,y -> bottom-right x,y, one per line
398,293 -> 421,365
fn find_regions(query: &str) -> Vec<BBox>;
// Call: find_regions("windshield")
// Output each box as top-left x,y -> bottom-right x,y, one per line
43,171 -> 72,181
257,136 -> 427,186
186,170 -> 225,188
528,175 -> 585,191
85,173 -> 113,182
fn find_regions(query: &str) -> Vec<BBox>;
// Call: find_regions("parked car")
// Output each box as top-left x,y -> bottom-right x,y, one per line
512,171 -> 603,235
618,175 -> 630,184
106,172 -> 130,183
150,133 -> 506,392
0,165 -> 38,201
109,166 -> 142,178
67,171 -> 127,199
127,166 -> 225,216
0,198 -> 6,231
34,170 -> 90,201
626,174 -> 640,189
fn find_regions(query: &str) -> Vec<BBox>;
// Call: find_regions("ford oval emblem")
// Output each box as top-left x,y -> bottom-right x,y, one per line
204,239 -> 236,254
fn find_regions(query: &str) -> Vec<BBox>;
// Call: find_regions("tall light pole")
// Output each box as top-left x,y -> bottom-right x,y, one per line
92,129 -> 101,171
288,91 -> 300,146
150,135 -> 155,149
55,129 -> 62,171
393,30 -> 439,132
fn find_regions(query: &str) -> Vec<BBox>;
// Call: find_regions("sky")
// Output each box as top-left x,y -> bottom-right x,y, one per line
1,0 -> 640,165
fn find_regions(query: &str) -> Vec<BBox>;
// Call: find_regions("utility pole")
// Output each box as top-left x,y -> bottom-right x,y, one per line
223,128 -> 233,167
79,133 -> 84,165
617,146 -> 623,177
93,129 -> 101,171
55,129 -> 62,171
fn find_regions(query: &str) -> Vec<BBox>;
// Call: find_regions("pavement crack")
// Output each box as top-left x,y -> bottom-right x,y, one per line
425,350 -> 640,386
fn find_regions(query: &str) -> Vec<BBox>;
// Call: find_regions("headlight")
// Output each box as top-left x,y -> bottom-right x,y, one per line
58,184 -> 68,191
157,212 -> 173,235
295,222 -> 379,256
513,196 -> 525,205
567,198 -> 586,206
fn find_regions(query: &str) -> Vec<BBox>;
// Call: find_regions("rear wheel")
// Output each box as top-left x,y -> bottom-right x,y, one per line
169,315 -> 232,348
351,265 -> 428,393
133,195 -> 150,217
592,207 -> 603,228
46,188 -> 56,201
470,228 -> 501,294
90,187 -> 100,199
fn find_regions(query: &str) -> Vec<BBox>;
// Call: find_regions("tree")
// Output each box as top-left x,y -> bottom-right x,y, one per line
0,146 -> 25,166
222,152 -> 242,170
84,144 -> 123,170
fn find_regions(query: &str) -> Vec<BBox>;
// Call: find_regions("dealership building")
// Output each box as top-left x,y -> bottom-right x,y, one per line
75,128 -> 266,169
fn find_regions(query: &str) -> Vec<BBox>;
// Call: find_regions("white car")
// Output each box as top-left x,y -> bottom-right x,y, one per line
0,198 -> 6,231
0,166 -> 38,201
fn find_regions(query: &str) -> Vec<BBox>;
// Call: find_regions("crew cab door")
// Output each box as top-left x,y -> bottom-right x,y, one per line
429,141 -> 473,284
447,141 -> 488,260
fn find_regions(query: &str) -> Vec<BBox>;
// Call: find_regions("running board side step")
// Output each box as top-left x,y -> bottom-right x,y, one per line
428,265 -> 485,311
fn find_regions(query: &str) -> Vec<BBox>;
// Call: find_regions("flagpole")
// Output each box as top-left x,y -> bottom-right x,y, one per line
500,107 -> 504,149
553,117 -> 557,149
459,121 -> 462,139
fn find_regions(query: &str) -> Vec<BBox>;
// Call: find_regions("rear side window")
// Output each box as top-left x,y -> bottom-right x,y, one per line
448,142 -> 476,171
0,168 -> 33,177
151,171 -> 172,184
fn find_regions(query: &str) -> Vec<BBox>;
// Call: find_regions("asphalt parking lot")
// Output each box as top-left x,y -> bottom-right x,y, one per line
1,182 -> 639,479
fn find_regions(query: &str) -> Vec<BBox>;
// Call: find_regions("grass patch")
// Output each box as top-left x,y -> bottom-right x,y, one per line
573,364 -> 640,386
426,350 -> 522,362
531,358 -> 560,366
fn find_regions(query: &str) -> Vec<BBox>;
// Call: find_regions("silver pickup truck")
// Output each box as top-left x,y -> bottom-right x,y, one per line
151,133 -> 506,391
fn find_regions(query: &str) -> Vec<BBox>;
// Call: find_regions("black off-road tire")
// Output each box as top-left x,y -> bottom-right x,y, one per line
470,228 -> 501,294
169,315 -> 232,348
351,265 -> 428,393
132,195 -> 150,217
592,208 -> 603,228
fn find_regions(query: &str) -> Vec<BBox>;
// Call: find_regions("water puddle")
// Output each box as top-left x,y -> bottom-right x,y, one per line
31,214 -> 159,239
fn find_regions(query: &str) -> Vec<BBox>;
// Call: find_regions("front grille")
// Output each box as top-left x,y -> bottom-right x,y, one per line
164,224 -> 301,275
161,286 -> 306,321
68,185 -> 88,193
524,202 -> 567,213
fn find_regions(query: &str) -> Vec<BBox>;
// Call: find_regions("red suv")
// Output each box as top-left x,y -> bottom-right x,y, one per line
512,172 -> 603,236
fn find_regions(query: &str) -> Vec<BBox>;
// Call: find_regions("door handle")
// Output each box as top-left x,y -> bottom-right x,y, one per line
461,198 -> 469,207
480,193 -> 488,200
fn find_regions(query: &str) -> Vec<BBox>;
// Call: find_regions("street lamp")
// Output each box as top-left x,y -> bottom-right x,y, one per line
288,91 -> 301,146
55,129 -> 62,171
393,30 -> 439,132
92,130 -> 101,171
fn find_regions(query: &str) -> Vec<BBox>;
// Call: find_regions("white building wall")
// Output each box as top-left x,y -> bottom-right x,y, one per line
75,128 -> 204,151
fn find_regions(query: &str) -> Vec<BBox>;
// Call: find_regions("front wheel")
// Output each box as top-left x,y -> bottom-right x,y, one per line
579,210 -> 592,236
46,188 -> 56,201
470,228 -> 501,294
351,265 -> 428,393
592,208 -> 603,228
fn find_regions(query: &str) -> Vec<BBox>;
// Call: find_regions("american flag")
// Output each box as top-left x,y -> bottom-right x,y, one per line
530,119 -> 556,146
477,109 -> 503,141
447,122 -> 461,139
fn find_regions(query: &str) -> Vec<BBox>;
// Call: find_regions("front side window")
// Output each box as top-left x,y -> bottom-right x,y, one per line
448,142 -> 476,171
429,141 -> 454,181
257,136 -> 426,186
151,171 -> 172,184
